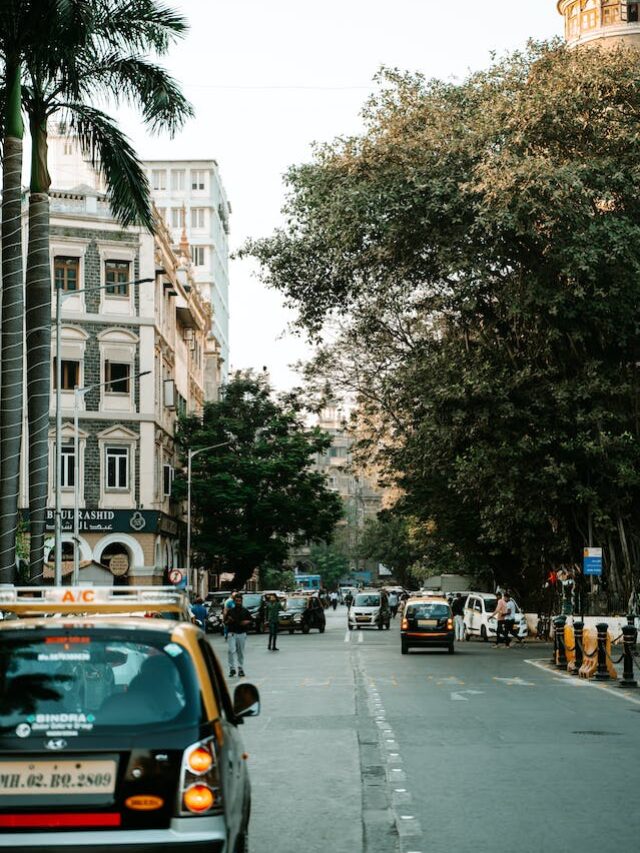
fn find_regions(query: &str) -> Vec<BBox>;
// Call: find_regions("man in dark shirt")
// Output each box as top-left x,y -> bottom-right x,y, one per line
225,593 -> 252,677
451,594 -> 465,642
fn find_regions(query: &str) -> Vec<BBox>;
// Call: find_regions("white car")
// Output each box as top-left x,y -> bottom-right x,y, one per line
463,593 -> 528,642
348,591 -> 391,630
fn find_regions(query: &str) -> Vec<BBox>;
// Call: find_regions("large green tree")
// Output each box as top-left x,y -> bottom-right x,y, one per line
175,373 -> 344,588
245,42 -> 640,599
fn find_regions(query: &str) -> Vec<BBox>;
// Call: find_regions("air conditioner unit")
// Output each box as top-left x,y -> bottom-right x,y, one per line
163,378 -> 175,409
183,328 -> 194,342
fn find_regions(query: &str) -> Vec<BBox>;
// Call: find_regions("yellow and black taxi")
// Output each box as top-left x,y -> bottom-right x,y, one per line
401,595 -> 455,655
0,586 -> 260,853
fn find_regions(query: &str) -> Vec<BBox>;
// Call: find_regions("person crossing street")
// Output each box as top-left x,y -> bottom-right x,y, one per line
225,593 -> 252,677
266,593 -> 282,651
490,592 -> 510,647
451,593 -> 465,641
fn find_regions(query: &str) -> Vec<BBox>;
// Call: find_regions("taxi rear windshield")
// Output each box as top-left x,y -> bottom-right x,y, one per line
407,603 -> 450,618
0,630 -> 201,736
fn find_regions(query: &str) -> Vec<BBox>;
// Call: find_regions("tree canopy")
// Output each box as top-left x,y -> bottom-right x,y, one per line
175,373 -> 343,588
245,41 -> 640,600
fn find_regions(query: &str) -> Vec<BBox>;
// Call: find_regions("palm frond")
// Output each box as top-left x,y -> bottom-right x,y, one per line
77,52 -> 193,135
64,103 -> 154,231
93,0 -> 188,55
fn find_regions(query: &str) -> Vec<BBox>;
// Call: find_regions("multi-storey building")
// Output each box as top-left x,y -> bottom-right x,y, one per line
19,183 -> 209,587
143,159 -> 231,390
48,130 -> 229,398
558,1 -> 640,47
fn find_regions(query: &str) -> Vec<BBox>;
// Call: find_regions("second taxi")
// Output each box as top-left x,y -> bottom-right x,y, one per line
400,595 -> 455,655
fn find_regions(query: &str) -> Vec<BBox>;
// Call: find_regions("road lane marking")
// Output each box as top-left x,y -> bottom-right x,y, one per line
344,631 -> 351,643
451,689 -> 484,701
493,677 -> 535,686
525,658 -> 640,706
358,632 -> 364,643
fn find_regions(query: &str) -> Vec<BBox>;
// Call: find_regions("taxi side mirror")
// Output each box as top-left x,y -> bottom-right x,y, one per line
233,683 -> 260,720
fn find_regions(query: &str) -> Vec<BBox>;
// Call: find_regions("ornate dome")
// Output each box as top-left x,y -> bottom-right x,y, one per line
558,1 -> 640,47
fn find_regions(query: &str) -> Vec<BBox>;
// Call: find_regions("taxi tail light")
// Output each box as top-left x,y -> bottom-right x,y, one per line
179,736 -> 222,816
447,618 -> 453,630
401,619 -> 408,630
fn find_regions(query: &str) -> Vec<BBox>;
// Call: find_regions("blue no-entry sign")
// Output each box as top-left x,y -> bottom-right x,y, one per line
583,547 -> 603,577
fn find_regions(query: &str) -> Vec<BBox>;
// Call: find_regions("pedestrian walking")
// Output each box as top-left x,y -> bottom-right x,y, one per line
490,592 -> 509,647
344,590 -> 354,609
451,593 -> 465,641
330,591 -> 338,610
503,591 -> 518,645
388,590 -> 399,619
225,592 -> 252,677
266,593 -> 282,651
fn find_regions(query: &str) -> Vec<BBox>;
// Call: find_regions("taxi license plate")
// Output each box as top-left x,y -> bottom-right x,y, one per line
356,616 -> 369,622
0,760 -> 116,796
417,619 -> 438,627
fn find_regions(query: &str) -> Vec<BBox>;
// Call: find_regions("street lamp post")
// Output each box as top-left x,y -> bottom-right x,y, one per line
186,441 -> 230,594
54,276 -> 154,585
72,370 -> 150,585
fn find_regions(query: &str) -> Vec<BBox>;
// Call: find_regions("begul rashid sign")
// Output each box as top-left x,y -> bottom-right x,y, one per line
41,508 -> 159,534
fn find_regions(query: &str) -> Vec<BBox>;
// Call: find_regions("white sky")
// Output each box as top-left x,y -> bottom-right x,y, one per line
123,1 -> 563,389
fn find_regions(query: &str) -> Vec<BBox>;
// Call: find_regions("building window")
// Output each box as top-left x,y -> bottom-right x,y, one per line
171,207 -> 182,229
190,208 -> 205,229
171,169 -> 185,191
105,361 -> 131,394
105,260 -> 130,296
106,446 -> 129,490
53,358 -> 80,390
63,142 -> 73,156
630,3 -> 639,22
192,246 -> 206,266
176,391 -> 187,418
151,169 -> 166,191
61,444 -> 75,488
163,464 -> 174,497
54,256 -> 79,292
191,170 -> 205,191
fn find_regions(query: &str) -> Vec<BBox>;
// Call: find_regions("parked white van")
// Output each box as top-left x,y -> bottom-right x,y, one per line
463,592 -> 528,642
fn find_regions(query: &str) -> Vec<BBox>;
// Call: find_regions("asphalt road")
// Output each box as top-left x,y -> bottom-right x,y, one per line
209,608 -> 640,853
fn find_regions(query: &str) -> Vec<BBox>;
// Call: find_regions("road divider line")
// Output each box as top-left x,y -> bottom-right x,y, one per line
344,631 -> 351,643
358,632 -> 364,643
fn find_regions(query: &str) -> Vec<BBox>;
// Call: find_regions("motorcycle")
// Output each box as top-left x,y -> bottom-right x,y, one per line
205,607 -> 224,634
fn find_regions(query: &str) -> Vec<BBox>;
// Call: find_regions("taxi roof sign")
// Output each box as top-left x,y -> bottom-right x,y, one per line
0,586 -> 191,619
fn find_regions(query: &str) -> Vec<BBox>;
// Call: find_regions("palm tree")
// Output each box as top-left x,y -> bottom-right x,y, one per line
0,0 -> 192,582
20,0 -> 192,580
0,1 -> 28,584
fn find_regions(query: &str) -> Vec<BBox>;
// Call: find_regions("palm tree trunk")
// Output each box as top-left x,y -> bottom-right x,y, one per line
0,62 -> 24,583
25,116 -> 52,581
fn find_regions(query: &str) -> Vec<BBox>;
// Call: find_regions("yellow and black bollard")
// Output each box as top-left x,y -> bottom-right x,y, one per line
572,621 -> 584,676
595,623 -> 610,681
619,623 -> 638,689
554,616 -> 567,669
